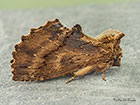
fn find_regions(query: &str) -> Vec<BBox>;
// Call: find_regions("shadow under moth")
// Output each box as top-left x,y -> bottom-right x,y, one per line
10,19 -> 125,83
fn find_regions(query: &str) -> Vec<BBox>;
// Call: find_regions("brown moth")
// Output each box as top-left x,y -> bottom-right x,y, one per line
10,19 -> 125,83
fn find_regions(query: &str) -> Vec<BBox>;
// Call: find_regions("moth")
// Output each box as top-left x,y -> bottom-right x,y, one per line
10,19 -> 125,83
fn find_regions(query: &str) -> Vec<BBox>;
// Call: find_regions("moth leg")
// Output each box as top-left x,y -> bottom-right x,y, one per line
102,70 -> 107,81
101,63 -> 111,81
66,65 -> 93,84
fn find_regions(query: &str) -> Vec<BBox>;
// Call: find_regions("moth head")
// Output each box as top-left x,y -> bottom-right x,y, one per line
108,29 -> 124,66
95,29 -> 125,66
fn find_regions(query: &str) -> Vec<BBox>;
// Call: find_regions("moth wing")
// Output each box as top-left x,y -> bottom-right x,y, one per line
11,19 -> 69,81
11,19 -> 101,81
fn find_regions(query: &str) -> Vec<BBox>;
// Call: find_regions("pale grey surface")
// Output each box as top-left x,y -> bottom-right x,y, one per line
0,2 -> 140,105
